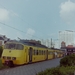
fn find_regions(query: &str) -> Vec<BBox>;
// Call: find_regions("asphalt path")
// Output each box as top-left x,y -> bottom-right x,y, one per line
0,58 -> 61,75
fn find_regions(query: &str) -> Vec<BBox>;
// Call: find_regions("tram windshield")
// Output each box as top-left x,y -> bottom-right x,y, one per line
4,43 -> 24,50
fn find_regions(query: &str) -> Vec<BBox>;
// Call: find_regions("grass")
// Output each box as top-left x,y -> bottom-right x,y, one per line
37,66 -> 75,75
0,58 -> 9,70
0,58 -> 3,69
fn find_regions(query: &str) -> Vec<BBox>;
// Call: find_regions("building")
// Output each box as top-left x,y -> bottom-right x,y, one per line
59,30 -> 74,48
40,39 -> 54,48
60,41 -> 66,49
66,45 -> 75,55
0,35 -> 9,46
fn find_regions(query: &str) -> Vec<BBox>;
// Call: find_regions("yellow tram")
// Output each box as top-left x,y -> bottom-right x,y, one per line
1,40 -> 64,67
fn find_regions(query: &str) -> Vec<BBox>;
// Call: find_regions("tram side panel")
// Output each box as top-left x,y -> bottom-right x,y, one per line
32,47 -> 46,62
48,50 -> 54,60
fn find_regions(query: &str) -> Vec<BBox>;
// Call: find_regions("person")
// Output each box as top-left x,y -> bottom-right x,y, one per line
55,52 -> 57,58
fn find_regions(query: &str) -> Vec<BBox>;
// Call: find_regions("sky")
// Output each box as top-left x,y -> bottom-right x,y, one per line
0,0 -> 75,41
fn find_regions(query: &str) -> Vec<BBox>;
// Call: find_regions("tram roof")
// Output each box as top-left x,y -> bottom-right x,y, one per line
19,40 -> 48,48
7,40 -> 48,48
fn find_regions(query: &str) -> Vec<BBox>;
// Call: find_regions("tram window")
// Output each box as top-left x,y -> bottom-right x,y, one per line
49,52 -> 51,54
34,50 -> 35,55
34,49 -> 35,55
48,51 -> 50,55
49,51 -> 51,55
38,50 -> 40,55
4,43 -> 16,49
16,44 -> 24,50
4,44 -> 8,49
34,49 -> 36,55
41,50 -> 42,55
51,52 -> 53,54
4,43 -> 24,50
39,50 -> 41,55
43,51 -> 44,55
49,52 -> 51,55
44,51 -> 45,55
34,50 -> 37,55
36,50 -> 38,55
40,51 -> 42,55
37,50 -> 39,55
27,49 -> 29,55
52,52 -> 54,54
40,50 -> 41,55
42,51 -> 43,55
40,50 -> 42,55
45,51 -> 46,54
50,52 -> 53,55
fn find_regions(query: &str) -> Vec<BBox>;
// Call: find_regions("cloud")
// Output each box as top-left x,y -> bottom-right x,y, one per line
25,28 -> 35,39
0,8 -> 10,21
15,28 -> 35,40
14,28 -> 35,40
59,0 -> 75,24
0,8 -> 18,22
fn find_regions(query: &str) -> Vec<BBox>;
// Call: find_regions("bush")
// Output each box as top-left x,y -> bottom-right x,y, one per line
0,46 -> 3,57
60,54 -> 75,67
37,66 -> 75,75
37,54 -> 75,75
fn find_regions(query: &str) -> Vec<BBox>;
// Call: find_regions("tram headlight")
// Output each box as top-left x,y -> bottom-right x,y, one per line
2,56 -> 6,59
12,57 -> 16,60
7,57 -> 11,60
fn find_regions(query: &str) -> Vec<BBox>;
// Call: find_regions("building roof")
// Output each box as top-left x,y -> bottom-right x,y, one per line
67,45 -> 74,48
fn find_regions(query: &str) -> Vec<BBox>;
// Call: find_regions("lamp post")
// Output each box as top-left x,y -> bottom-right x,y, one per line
53,39 -> 59,48
50,38 -> 58,48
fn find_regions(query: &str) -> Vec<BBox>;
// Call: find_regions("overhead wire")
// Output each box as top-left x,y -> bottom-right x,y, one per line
0,22 -> 41,39
0,3 -> 52,40
0,3 -> 43,39
0,3 -> 30,25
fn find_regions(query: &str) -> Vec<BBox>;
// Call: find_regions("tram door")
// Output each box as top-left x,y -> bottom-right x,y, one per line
46,50 -> 48,60
29,47 -> 33,63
